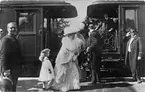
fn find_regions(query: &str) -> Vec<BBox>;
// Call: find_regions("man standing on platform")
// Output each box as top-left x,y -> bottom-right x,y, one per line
86,24 -> 102,85
124,27 -> 142,83
0,22 -> 23,91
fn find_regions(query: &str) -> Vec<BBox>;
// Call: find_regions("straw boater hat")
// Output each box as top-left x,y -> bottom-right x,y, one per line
63,22 -> 85,36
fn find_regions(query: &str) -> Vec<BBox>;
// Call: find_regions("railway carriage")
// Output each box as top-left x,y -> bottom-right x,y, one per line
87,0 -> 145,76
1,0 -> 145,77
0,0 -> 77,76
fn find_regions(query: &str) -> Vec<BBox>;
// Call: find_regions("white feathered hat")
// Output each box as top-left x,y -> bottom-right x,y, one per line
63,22 -> 84,36
63,27 -> 78,36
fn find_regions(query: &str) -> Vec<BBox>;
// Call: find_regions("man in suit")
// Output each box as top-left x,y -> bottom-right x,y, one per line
124,27 -> 142,83
0,22 -> 23,91
86,24 -> 102,85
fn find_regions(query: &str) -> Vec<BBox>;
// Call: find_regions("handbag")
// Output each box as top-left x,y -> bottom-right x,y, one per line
0,69 -> 13,91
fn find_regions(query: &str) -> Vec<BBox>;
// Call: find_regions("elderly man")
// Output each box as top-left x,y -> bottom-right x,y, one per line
0,22 -> 23,91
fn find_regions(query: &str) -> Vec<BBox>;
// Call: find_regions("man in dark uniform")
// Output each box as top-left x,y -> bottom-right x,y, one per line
0,22 -> 23,91
87,24 -> 102,85
104,14 -> 115,33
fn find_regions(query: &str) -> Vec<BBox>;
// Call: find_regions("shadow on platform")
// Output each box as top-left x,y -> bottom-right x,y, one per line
17,77 -> 140,92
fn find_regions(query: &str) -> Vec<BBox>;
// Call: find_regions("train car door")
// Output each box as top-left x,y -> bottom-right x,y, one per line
119,2 -> 145,76
119,4 -> 141,57
86,1 -> 145,76
16,8 -> 43,62
0,1 -> 77,76
42,5 -> 77,61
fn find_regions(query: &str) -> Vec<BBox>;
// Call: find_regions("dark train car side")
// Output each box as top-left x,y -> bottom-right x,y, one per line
87,0 -> 145,77
0,0 -> 77,76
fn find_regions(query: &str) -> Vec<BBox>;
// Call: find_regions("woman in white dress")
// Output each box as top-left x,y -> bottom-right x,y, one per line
52,25 -> 85,92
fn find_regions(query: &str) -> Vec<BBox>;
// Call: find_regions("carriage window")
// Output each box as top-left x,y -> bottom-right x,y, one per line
125,9 -> 137,30
17,11 -> 36,33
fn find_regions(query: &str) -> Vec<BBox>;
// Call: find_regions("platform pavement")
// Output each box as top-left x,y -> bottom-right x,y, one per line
16,77 -> 145,92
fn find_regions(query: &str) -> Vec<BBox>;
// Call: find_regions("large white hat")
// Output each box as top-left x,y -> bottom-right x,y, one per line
63,22 -> 84,36
63,26 -> 79,36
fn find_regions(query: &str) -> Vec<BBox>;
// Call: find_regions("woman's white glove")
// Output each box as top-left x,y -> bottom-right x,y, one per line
138,56 -> 141,60
73,55 -> 78,61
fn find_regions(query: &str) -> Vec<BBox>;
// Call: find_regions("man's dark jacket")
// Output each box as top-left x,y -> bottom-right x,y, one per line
86,31 -> 102,71
0,35 -> 23,72
87,31 -> 102,54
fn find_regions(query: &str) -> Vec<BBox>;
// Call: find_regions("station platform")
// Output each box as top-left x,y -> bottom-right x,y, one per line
16,77 -> 145,92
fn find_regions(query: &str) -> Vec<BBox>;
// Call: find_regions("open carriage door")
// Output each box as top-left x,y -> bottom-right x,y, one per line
119,4 -> 140,58
43,4 -> 77,60
87,3 -> 121,61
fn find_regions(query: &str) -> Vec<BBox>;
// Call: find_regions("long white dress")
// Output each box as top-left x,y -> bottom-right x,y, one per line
52,35 -> 85,91
39,57 -> 54,81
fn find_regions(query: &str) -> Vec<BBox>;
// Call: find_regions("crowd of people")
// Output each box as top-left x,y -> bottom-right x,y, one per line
0,14 -> 143,92
38,17 -> 143,91
37,21 -> 103,91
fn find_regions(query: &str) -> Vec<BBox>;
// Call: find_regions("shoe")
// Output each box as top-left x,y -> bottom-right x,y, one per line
137,80 -> 142,84
42,86 -> 50,90
43,88 -> 48,90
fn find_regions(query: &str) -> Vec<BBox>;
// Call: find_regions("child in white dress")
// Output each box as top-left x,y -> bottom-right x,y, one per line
39,48 -> 54,89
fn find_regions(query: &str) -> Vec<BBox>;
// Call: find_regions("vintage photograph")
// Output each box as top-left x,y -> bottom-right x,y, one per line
0,0 -> 145,92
